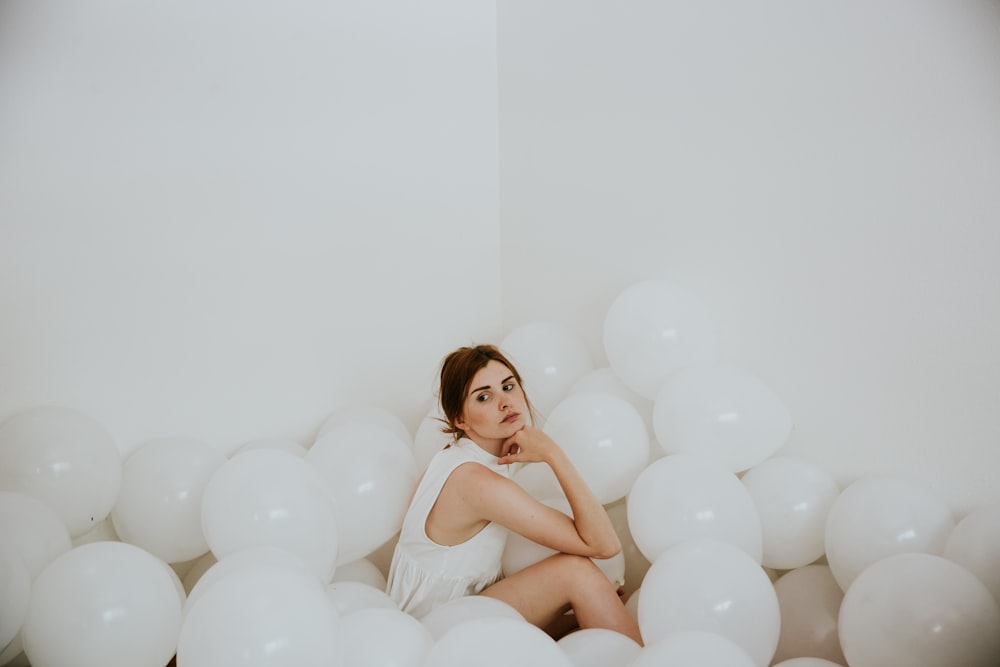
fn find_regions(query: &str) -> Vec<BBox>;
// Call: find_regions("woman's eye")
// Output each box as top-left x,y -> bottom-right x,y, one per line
503,383 -> 514,391
476,393 -> 489,402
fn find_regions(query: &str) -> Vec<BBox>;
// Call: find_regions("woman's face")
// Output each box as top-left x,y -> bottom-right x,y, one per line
455,360 -> 528,447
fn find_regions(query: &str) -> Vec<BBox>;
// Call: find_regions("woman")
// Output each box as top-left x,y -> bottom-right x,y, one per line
386,344 -> 642,644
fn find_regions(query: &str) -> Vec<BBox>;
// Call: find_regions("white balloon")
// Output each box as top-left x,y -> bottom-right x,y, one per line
201,449 -> 339,582
825,476 -> 955,590
603,280 -> 715,399
0,537 -> 30,651
627,454 -> 762,563
184,545 -> 318,616
570,367 -> 654,437
638,540 -> 780,667
501,497 -> 625,587
0,406 -> 121,537
340,607 -> 433,667
326,580 -> 398,616
419,595 -> 525,641
945,503 -> 1000,608
653,364 -> 791,472
112,437 -> 225,564
316,406 -> 413,447
500,320 -> 594,417
541,392 -> 650,505
839,553 -> 1000,667
425,616 -> 573,667
557,627 -> 641,667
0,491 -> 72,579
741,456 -> 839,569
178,563 -> 341,667
332,557 -> 387,590
308,422 -> 417,564
629,630 -> 757,667
412,405 -> 452,472
772,565 -> 846,665
22,542 -> 182,667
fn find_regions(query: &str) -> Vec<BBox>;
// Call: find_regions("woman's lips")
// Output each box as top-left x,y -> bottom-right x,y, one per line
502,412 -> 521,424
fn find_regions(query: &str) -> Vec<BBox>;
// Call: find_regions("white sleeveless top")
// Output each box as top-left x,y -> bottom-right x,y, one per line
386,438 -> 516,617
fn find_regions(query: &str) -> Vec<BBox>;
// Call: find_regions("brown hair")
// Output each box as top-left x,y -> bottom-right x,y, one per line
438,344 -> 535,441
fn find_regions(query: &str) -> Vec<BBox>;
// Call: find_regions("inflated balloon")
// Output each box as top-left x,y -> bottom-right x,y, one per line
316,406 -> 413,447
772,565 -> 846,665
628,630 -> 756,667
0,406 -> 121,537
638,540 -> 780,667
112,437 -> 225,564
501,497 -> 625,587
0,491 -> 72,579
571,367 -> 654,438
603,280 -> 715,399
425,616 -> 573,667
178,563 -> 342,667
308,421 -> 418,564
0,536 -> 30,651
541,392 -> 649,505
326,580 -> 399,616
653,363 -> 792,472
627,454 -> 762,563
183,545 -> 319,615
201,448 -> 339,582
825,476 -> 954,590
22,541 -> 182,667
412,405 -> 451,473
332,557 -> 387,590
419,595 -> 525,641
606,500 -> 651,597
741,456 -> 839,569
556,627 -> 641,667
500,320 -> 594,418
340,607 -> 433,667
945,502 -> 1000,607
839,553 -> 1000,667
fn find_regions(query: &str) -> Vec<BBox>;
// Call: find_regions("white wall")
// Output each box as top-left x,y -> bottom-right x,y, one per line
0,0 -> 502,452
497,0 -> 1000,514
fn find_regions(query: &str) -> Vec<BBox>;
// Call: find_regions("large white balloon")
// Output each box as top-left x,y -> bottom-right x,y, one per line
741,456 -> 839,569
557,627 -> 641,667
0,406 -> 121,537
0,491 -> 72,579
21,542 -> 182,667
425,616 -> 573,667
653,364 -> 791,472
308,421 -> 418,564
112,437 -> 225,564
201,449 -> 339,582
638,540 -> 780,667
542,392 -> 650,504
178,563 -> 342,667
771,565 -> 846,665
627,454 -> 762,563
340,608 -> 433,667
603,280 -> 715,399
839,553 -> 1000,667
629,630 -> 757,667
945,502 -> 1000,608
419,595 -> 525,641
825,476 -> 955,590
500,320 -> 594,418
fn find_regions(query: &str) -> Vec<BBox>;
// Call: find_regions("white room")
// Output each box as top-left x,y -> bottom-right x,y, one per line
1,1 -> 999,666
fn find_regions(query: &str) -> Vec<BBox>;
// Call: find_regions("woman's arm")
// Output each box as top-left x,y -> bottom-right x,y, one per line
455,426 -> 622,559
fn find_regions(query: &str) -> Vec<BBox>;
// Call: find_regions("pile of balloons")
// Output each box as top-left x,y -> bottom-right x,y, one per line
1,278 -> 999,667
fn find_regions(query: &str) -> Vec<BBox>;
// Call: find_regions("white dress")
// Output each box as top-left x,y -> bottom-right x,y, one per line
386,437 -> 516,617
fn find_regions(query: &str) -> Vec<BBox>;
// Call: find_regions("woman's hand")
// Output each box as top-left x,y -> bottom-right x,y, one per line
497,425 -> 559,465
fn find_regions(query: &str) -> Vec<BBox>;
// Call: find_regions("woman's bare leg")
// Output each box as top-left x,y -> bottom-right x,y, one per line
480,553 -> 643,645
